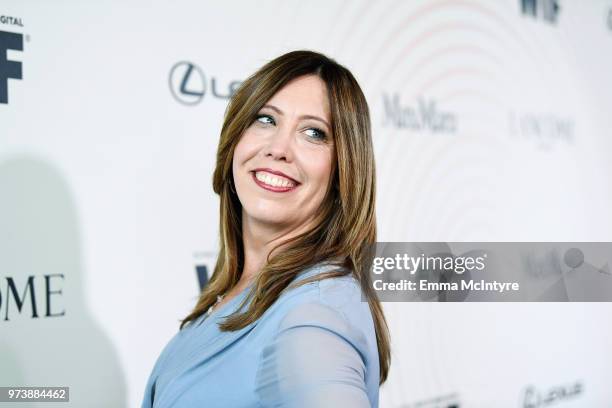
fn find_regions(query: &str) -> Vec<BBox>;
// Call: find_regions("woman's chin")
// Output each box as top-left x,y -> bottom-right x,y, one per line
253,215 -> 295,228
242,209 -> 293,226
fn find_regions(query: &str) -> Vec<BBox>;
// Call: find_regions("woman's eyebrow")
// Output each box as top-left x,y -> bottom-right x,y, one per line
262,104 -> 331,130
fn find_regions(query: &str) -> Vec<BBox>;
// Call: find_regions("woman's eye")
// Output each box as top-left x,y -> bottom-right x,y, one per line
254,114 -> 327,141
255,114 -> 275,125
305,127 -> 327,141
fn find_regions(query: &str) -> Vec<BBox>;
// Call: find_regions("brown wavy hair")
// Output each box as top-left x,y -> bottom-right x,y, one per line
180,50 -> 391,384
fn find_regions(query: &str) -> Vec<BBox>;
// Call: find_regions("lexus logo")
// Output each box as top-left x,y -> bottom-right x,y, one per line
169,61 -> 206,105
168,61 -> 242,105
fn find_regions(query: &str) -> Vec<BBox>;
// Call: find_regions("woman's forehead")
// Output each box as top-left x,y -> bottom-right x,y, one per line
265,75 -> 331,122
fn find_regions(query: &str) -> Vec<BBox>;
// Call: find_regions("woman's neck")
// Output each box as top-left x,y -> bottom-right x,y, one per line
240,213 -> 314,283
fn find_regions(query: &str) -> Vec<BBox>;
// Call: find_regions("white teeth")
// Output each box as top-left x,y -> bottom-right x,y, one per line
255,171 -> 296,188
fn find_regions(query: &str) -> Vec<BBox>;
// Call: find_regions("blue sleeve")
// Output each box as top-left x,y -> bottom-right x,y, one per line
141,328 -> 183,408
141,343 -> 168,408
255,302 -> 371,407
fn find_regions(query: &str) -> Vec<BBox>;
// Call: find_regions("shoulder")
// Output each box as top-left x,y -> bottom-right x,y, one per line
254,263 -> 379,407
268,263 -> 374,356
273,262 -> 365,314
281,272 -> 366,325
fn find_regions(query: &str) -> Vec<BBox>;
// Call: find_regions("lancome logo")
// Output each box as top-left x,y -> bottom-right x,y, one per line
508,110 -> 574,150
382,93 -> 457,134
0,274 -> 65,321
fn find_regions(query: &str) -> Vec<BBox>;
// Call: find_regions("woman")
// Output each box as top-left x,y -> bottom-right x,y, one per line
141,50 -> 391,407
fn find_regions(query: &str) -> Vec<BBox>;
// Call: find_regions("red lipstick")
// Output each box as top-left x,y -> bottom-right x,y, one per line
251,170 -> 300,193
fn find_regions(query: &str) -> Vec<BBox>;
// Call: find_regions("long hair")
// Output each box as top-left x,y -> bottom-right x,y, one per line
180,50 -> 391,384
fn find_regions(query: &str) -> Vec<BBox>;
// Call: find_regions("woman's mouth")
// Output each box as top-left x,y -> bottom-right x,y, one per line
251,171 -> 300,192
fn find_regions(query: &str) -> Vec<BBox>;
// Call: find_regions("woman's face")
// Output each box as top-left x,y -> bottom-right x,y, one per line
232,74 -> 334,232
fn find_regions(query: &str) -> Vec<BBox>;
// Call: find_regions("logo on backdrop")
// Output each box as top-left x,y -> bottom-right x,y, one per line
195,264 -> 209,291
0,274 -> 65,321
508,110 -> 574,150
193,251 -> 217,292
169,61 -> 242,105
0,15 -> 25,104
607,7 -> 612,31
521,381 -> 583,407
520,0 -> 561,24
401,393 -> 461,408
382,93 -> 457,134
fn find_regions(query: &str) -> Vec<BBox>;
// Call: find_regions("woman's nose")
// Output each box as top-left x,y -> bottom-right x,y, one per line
264,123 -> 294,161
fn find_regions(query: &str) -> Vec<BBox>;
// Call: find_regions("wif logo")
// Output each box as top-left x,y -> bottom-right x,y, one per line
0,30 -> 23,104
521,0 -> 561,24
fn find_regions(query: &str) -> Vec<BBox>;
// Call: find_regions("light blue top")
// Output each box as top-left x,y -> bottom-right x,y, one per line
141,262 -> 380,407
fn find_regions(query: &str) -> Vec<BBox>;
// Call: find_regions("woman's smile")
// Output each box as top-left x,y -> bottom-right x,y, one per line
251,170 -> 300,193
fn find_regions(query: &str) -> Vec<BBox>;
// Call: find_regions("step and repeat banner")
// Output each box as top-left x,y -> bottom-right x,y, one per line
2,1 -> 612,407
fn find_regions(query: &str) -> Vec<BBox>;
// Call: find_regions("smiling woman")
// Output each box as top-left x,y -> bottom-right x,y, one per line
141,50 -> 391,408
234,74 -> 334,231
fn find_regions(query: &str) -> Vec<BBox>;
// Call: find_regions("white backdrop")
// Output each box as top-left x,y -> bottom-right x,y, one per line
1,1 -> 612,407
